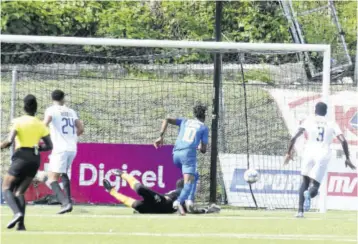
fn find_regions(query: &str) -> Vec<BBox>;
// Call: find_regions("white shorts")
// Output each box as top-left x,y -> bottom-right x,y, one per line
49,151 -> 76,174
301,150 -> 331,183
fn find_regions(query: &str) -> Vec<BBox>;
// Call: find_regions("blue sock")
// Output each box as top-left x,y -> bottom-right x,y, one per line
188,173 -> 199,201
177,183 -> 193,204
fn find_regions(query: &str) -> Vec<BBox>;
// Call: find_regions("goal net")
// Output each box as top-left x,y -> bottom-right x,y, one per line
1,35 -> 335,211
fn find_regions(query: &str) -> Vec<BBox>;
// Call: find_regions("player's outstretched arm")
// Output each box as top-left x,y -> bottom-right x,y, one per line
43,113 -> 52,126
154,117 -> 177,149
39,135 -> 53,152
199,126 -> 209,154
0,129 -> 16,149
337,134 -> 356,170
284,128 -> 305,165
75,119 -> 84,136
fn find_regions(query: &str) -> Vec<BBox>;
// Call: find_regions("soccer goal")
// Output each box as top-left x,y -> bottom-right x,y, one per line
1,35 -> 331,212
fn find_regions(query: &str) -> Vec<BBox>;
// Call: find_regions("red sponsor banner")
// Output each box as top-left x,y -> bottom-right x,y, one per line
25,143 -> 182,204
327,172 -> 358,197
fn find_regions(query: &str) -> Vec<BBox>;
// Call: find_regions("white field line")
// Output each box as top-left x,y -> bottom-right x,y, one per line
2,231 -> 357,242
0,213 -> 356,221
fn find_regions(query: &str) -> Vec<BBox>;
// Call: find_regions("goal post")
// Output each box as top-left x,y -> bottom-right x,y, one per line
1,34 -> 331,212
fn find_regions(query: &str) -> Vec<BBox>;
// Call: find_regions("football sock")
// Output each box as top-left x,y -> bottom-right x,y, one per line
61,174 -> 72,203
298,176 -> 310,212
309,180 -> 320,198
15,195 -> 26,224
4,190 -> 21,214
177,183 -> 193,204
121,173 -> 140,190
110,189 -> 135,207
50,181 -> 69,205
188,173 -> 199,201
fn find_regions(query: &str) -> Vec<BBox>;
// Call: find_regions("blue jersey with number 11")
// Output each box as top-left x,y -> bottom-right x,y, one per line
174,118 -> 209,154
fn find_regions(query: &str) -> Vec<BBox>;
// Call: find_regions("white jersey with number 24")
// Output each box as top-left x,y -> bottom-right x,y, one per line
45,104 -> 79,153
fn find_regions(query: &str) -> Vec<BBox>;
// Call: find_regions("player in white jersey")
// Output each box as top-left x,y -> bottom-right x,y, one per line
284,102 -> 355,217
44,90 -> 84,214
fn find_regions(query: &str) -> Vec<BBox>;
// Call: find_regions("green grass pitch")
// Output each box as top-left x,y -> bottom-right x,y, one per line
1,205 -> 356,244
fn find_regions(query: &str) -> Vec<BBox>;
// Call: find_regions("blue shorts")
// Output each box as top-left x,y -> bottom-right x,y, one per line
173,150 -> 197,175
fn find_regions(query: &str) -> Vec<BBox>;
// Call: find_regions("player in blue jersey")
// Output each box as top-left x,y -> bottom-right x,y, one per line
154,103 -> 209,215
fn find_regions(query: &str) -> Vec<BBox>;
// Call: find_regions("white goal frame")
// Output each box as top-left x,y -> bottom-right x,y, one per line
0,35 -> 331,213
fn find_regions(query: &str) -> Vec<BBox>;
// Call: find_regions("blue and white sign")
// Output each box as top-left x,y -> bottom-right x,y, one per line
230,169 -> 301,194
219,154 -> 320,209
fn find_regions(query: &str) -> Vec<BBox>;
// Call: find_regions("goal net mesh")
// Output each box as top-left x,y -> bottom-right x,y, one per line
2,41 -> 353,209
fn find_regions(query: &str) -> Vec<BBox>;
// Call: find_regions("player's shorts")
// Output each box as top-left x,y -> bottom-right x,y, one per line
133,185 -> 176,214
8,148 -> 41,178
301,150 -> 331,183
173,150 -> 197,175
48,151 -> 76,174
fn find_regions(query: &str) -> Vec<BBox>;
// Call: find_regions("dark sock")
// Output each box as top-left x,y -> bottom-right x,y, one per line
61,174 -> 72,203
15,195 -> 26,225
50,181 -> 69,205
4,189 -> 21,214
298,176 -> 310,212
309,180 -> 320,198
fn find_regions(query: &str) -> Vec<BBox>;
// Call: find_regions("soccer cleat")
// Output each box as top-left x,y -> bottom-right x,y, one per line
295,212 -> 304,218
207,204 -> 221,214
7,213 -> 24,229
113,169 -> 124,177
185,200 -> 195,213
303,190 -> 311,212
57,203 -> 73,214
16,223 -> 26,231
103,179 -> 114,192
173,201 -> 186,216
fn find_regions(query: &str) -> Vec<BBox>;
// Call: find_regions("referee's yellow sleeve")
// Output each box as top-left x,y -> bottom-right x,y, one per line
9,119 -> 19,131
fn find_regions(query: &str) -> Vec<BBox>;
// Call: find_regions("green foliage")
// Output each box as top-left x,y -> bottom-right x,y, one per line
1,0 -> 356,62
244,68 -> 273,85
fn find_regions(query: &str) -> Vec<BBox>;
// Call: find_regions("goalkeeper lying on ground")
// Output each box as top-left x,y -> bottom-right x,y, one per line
103,170 -> 220,215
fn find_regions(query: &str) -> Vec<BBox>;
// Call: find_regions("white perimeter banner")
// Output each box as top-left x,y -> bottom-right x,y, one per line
220,89 -> 357,210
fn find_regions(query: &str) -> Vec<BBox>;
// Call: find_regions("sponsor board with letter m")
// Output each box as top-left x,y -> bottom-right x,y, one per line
327,172 -> 358,197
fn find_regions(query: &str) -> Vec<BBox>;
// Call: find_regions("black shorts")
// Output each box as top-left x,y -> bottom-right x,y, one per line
8,148 -> 40,178
133,185 -> 176,214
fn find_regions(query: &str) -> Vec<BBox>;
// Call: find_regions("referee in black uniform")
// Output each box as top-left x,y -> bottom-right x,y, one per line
1,95 -> 53,230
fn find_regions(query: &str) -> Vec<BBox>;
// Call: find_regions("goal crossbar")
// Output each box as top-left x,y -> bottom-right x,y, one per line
0,34 -> 332,105
1,35 -> 329,52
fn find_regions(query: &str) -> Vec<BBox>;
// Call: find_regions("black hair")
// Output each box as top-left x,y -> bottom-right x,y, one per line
193,103 -> 207,120
176,178 -> 184,189
51,89 -> 65,101
315,102 -> 327,116
24,94 -> 37,115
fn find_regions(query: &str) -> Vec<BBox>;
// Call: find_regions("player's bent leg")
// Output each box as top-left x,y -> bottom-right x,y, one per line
174,173 -> 195,216
308,180 -> 320,198
48,172 -> 72,214
14,176 -> 33,231
186,172 -> 199,212
298,175 -> 310,216
61,151 -> 76,204
103,179 -> 136,207
61,174 -> 71,203
2,174 -> 23,229
48,152 -> 73,214
113,170 -> 140,191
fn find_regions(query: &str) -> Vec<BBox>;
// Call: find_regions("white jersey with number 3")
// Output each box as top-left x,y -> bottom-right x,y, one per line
300,115 -> 343,183
45,104 -> 79,153
301,115 -> 342,151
